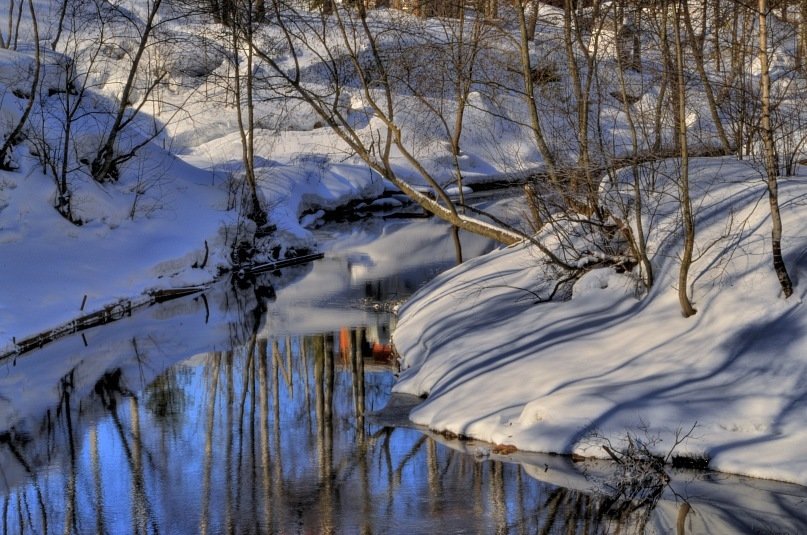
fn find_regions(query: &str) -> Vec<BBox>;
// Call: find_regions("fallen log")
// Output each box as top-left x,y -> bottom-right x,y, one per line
2,285 -> 207,361
3,252 -> 327,360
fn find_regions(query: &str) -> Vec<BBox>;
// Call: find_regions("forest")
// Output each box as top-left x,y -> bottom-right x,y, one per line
3,0 -> 805,310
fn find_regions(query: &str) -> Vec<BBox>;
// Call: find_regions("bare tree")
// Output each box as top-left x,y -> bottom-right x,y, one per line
51,0 -> 70,50
561,0 -> 603,208
28,0 -> 109,223
1,0 -> 26,50
250,0 -> 525,246
30,56 -> 82,221
723,0 -> 757,159
800,0 -> 807,72
513,0 -> 559,186
681,0 -> 732,153
379,5 -> 493,261
758,0 -> 793,297
0,0 -> 39,170
673,0 -> 697,317
89,0 -> 167,182
610,0 -> 653,290
227,0 -> 267,224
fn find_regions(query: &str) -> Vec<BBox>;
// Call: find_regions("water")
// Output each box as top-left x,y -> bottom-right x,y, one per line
2,207 -> 806,534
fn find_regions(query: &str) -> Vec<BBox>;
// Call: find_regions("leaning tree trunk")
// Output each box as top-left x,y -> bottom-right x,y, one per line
799,0 -> 807,73
90,0 -> 162,182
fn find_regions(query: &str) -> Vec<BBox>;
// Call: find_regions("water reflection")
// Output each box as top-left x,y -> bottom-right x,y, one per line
0,313 -> 613,534
4,324 -> 806,534
1,209 -> 806,533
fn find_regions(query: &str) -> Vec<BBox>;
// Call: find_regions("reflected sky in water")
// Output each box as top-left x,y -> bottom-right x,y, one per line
2,330 -> 598,534
2,205 -> 807,534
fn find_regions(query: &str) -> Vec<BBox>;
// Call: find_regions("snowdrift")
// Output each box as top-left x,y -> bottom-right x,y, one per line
393,157 -> 807,485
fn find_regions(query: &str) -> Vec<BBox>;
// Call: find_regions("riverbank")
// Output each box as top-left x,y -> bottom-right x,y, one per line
3,0 -> 807,491
392,157 -> 807,487
0,147 -> 384,356
0,13 -> 529,356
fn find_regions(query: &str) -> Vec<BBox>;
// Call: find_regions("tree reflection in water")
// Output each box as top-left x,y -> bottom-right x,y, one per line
1,323 -> 805,534
0,324 -> 643,535
3,208 -> 805,534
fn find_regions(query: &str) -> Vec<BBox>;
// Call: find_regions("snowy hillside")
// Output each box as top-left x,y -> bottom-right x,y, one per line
393,158 -> 807,485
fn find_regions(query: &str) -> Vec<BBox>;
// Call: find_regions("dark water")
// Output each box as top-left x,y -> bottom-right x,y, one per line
2,211 -> 807,534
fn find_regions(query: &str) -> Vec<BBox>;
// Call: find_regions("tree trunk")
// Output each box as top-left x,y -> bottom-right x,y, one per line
654,3 -> 673,153
233,4 -> 265,225
451,225 -> 463,265
516,0 -> 558,185
50,0 -> 68,50
799,0 -> 807,72
759,0 -> 794,297
90,0 -> 162,182
563,0 -> 591,200
0,0 -> 38,169
614,0 -> 653,290
674,2 -> 697,317
682,0 -> 732,153
713,0 -> 723,73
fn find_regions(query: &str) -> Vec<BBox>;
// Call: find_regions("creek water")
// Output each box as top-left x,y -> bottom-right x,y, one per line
1,202 -> 806,534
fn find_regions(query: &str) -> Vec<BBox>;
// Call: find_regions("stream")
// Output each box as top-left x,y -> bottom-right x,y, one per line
1,197 -> 806,534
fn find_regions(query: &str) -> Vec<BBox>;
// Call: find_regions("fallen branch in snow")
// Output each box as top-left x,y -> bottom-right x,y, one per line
1,285 -> 208,361
584,422 -> 701,524
149,286 -> 207,303
2,252 -> 326,360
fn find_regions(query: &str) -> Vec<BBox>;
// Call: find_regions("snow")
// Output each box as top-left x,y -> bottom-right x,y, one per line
393,158 -> 807,486
1,0 -> 807,493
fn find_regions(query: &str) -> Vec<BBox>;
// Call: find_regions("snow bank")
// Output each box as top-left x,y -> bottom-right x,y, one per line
393,158 -> 807,485
0,134 -> 385,354
0,43 -> 383,356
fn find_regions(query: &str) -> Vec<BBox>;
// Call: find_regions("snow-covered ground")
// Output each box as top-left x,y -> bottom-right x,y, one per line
0,0 -> 535,353
2,0 -> 807,493
393,157 -> 807,485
